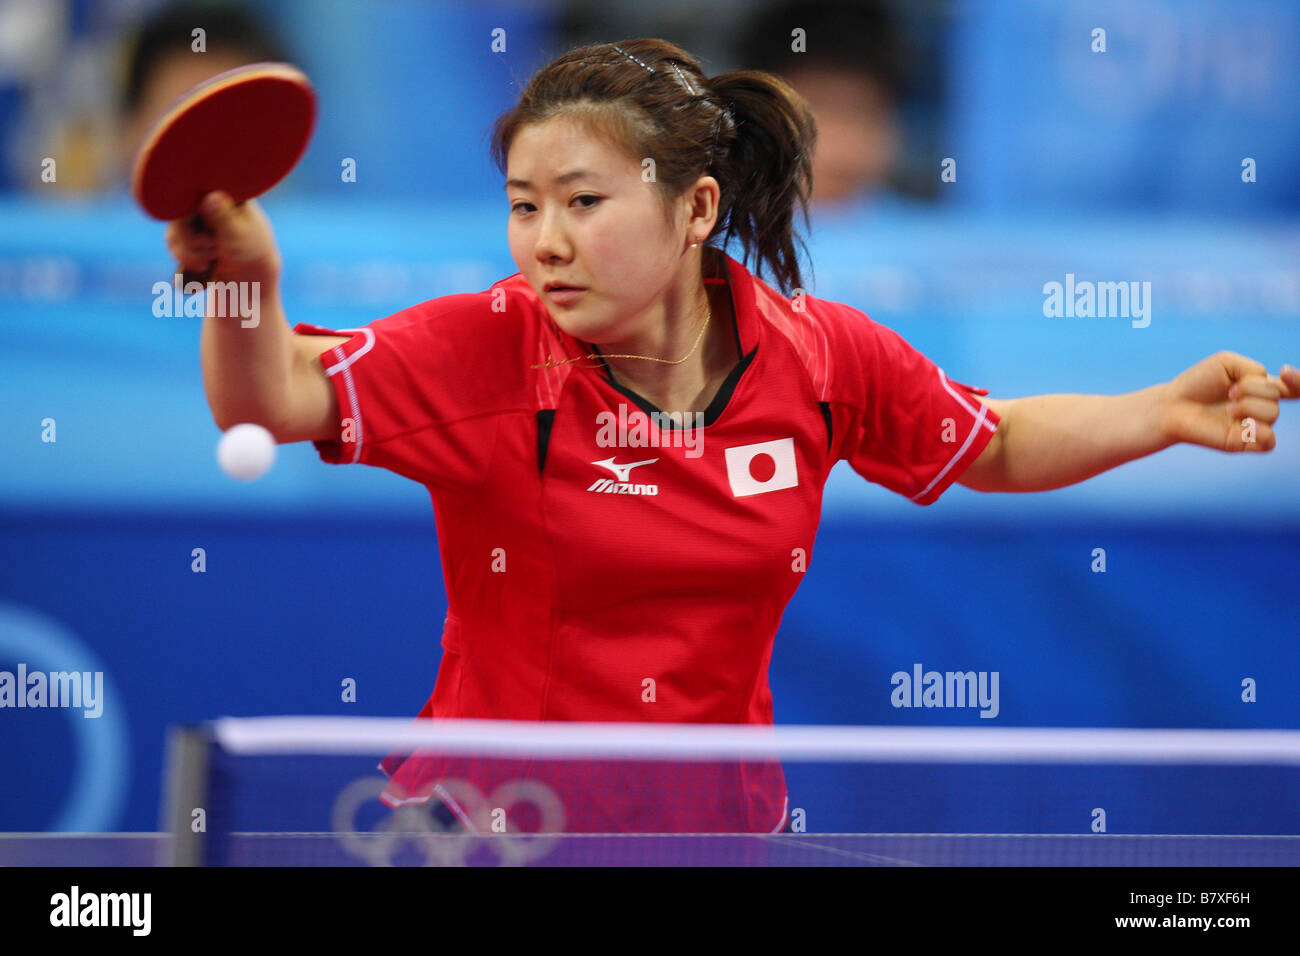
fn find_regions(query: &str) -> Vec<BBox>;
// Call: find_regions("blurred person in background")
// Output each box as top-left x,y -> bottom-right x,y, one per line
736,0 -> 911,213
16,0 -> 286,196
116,2 -> 289,185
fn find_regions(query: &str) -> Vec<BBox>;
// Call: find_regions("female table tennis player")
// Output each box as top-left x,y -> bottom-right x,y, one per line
171,39 -> 1298,835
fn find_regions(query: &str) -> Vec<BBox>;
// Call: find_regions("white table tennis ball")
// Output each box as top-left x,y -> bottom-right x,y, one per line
217,423 -> 276,481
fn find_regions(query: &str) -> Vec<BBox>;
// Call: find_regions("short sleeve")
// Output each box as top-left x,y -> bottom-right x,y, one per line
836,317 -> 1000,505
292,292 -> 511,491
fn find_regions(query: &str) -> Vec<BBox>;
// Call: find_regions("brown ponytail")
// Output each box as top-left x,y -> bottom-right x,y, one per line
489,38 -> 818,296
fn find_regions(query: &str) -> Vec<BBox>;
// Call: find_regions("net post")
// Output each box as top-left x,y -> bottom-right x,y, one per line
160,724 -> 213,866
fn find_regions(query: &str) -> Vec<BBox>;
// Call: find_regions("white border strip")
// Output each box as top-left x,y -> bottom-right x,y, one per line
210,718 -> 1300,764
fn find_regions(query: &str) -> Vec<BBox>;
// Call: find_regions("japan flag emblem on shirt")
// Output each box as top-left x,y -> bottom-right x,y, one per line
724,437 -> 798,497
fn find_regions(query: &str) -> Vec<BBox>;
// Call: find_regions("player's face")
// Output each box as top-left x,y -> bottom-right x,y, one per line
505,116 -> 690,344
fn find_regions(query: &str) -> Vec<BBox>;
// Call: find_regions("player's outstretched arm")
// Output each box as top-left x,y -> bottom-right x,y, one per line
958,352 -> 1300,494
187,191 -> 289,432
183,190 -> 348,443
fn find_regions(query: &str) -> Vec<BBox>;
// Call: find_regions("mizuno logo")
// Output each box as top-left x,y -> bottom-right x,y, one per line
587,457 -> 659,496
592,457 -> 658,481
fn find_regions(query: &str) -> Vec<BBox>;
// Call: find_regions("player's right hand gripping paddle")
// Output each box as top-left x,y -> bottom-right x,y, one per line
130,61 -> 316,285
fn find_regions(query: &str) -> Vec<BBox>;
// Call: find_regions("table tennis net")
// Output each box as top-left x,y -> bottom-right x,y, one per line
163,718 -> 1300,866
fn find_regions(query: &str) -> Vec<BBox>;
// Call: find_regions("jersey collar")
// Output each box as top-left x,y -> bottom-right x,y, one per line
713,247 -> 759,359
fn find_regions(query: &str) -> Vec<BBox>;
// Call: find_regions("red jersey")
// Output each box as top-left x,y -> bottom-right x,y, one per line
292,249 -> 1000,833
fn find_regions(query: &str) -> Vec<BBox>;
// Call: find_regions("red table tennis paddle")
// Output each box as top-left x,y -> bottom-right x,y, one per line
131,61 -> 316,283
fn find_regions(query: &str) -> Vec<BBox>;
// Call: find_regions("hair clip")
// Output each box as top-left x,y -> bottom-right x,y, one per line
611,44 -> 655,74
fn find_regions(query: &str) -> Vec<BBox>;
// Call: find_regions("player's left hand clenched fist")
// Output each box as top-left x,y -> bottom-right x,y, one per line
1161,351 -> 1300,452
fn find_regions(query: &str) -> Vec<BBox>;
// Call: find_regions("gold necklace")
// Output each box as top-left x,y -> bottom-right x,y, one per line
532,296 -> 712,370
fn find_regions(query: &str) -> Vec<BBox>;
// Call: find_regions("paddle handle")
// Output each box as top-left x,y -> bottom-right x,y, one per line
179,200 -> 244,286
180,213 -> 216,287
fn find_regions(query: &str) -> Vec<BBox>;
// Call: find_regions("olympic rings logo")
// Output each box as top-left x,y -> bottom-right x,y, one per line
330,776 -> 567,867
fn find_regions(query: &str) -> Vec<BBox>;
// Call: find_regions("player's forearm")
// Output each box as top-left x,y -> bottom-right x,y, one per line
200,279 -> 295,432
986,384 -> 1177,492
